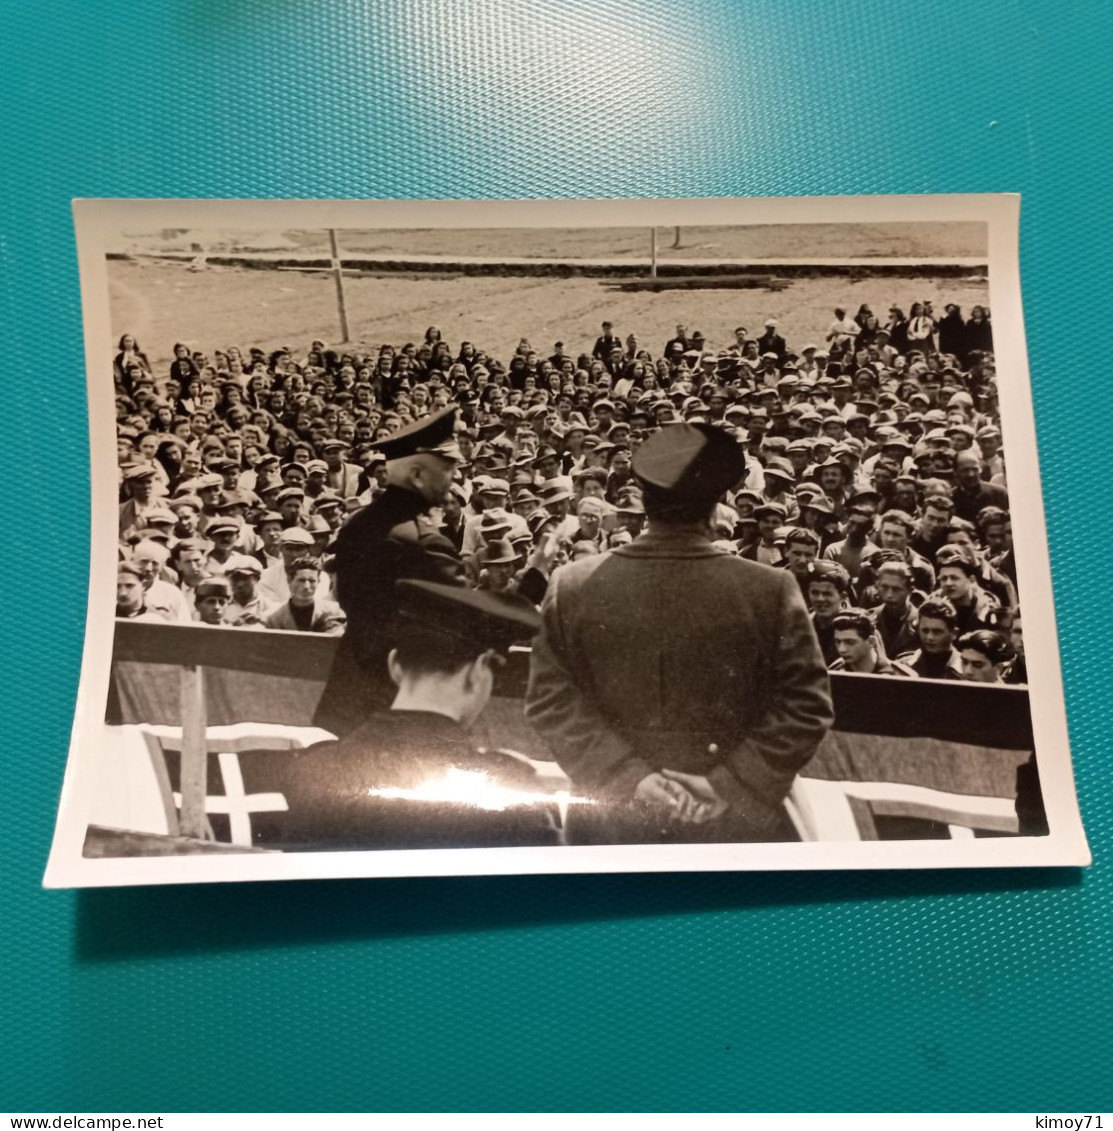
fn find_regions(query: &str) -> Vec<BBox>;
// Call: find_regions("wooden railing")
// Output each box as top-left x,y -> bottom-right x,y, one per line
110,620 -> 1034,840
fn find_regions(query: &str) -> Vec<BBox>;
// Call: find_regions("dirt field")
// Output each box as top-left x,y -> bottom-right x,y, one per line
117,221 -> 987,262
109,257 -> 991,371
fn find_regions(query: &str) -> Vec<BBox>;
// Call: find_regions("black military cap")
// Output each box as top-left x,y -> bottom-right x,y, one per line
370,406 -> 461,462
395,580 -> 540,653
632,422 -> 747,502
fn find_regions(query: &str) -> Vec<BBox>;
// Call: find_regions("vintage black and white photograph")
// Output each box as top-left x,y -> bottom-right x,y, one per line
45,195 -> 1089,887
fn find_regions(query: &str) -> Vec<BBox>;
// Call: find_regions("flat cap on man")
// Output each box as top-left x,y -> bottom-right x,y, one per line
631,422 -> 747,503
395,579 -> 540,653
371,405 -> 460,462
798,494 -> 835,516
763,463 -> 797,489
215,490 -> 251,510
277,527 -> 315,546
225,555 -> 263,577
206,518 -> 240,537
195,577 -> 232,599
475,476 -> 510,496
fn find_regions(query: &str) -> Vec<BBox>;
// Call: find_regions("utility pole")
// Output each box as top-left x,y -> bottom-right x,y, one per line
328,228 -> 350,342
650,227 -> 658,277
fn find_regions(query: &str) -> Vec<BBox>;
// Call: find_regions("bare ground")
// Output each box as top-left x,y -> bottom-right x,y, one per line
118,221 -> 988,263
109,257 -> 991,372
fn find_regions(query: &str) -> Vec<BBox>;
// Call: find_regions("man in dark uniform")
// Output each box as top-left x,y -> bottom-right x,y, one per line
526,422 -> 833,844
242,581 -> 559,851
313,406 -> 465,736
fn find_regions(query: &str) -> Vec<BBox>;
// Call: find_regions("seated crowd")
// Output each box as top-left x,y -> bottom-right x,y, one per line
113,298 -> 1024,684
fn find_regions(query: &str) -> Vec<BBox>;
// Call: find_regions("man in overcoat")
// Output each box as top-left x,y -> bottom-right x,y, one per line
525,423 -> 834,843
313,406 -> 465,736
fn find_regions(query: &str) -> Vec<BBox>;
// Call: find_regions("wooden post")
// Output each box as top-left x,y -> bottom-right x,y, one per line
178,664 -> 209,840
650,227 -> 658,277
671,225 -> 682,249
328,228 -> 351,343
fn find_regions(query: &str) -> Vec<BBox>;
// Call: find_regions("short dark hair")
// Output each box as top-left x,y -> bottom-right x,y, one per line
392,625 -> 487,677
957,629 -> 1014,664
976,505 -> 1010,534
808,562 -> 851,595
640,483 -> 718,525
875,560 -> 914,586
784,527 -> 820,551
880,509 -> 915,533
923,494 -> 954,515
832,609 -> 873,639
918,597 -> 958,629
289,556 -> 320,575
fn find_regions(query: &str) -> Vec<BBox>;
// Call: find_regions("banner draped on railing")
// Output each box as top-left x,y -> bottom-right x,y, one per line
102,620 -> 1037,845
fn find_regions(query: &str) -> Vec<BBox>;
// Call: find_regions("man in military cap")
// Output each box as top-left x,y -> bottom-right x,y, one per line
314,406 -> 465,736
526,422 -> 833,844
242,580 -> 558,851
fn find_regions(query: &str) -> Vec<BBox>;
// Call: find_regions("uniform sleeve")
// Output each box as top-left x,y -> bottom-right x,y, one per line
708,572 -> 834,814
525,571 -> 653,800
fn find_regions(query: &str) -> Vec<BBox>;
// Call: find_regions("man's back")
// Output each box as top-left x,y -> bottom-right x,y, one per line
526,533 -> 833,825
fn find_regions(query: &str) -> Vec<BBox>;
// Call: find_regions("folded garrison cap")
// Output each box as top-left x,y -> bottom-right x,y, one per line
632,422 -> 747,502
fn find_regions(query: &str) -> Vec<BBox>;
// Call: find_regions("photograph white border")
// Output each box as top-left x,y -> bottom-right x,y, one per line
44,193 -> 1090,888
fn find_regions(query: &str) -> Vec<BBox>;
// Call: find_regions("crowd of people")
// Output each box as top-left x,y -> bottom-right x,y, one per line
114,294 -> 1024,685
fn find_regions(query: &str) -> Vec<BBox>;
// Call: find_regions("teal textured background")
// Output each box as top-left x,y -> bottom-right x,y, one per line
3,0 -> 1111,1112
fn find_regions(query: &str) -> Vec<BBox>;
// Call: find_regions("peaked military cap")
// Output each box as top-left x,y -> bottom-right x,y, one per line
395,579 -> 540,653
632,422 -> 747,502
371,405 -> 461,462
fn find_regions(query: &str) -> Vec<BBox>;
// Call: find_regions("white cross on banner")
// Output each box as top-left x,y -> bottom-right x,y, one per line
172,751 -> 288,846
